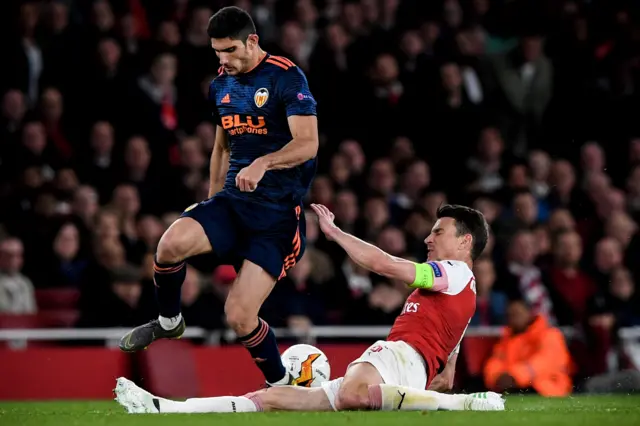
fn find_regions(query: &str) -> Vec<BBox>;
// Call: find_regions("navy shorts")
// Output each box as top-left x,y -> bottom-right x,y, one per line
180,194 -> 305,280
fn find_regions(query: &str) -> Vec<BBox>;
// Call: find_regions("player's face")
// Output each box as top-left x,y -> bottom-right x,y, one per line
211,35 -> 258,75
424,217 -> 471,261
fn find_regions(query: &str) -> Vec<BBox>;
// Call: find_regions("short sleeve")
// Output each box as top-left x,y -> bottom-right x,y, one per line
208,83 -> 222,126
429,260 -> 474,295
277,67 -> 317,117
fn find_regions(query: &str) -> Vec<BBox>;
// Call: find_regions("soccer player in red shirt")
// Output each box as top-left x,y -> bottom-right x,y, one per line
114,203 -> 504,413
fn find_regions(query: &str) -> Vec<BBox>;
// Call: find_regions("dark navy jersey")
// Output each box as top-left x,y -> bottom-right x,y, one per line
209,54 -> 317,209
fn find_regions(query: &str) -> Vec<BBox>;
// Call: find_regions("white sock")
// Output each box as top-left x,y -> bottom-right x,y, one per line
159,396 -> 258,413
370,384 -> 469,411
158,313 -> 182,331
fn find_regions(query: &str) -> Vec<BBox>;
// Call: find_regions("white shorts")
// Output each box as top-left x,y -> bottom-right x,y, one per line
321,340 -> 428,410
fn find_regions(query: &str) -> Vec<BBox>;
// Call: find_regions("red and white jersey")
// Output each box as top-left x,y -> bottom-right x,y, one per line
387,260 -> 476,386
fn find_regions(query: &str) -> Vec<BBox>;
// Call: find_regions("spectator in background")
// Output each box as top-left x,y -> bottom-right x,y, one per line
466,127 -> 505,194
366,158 -> 396,199
403,209 -> 431,260
77,265 -> 145,328
36,222 -> 88,289
362,197 -> 391,241
495,190 -> 540,246
0,238 -> 36,314
18,120 -> 58,177
547,160 -> 583,214
545,229 -> 596,326
591,237 -> 623,289
79,121 -> 118,202
39,87 -> 73,162
70,185 -> 99,243
1,89 -> 27,149
179,266 -> 225,330
607,268 -> 640,328
391,159 -> 430,222
338,139 -> 367,183
388,136 -> 414,169
302,210 -> 334,285
500,229 -> 555,323
580,142 -> 606,182
484,299 -> 572,397
334,190 -> 359,235
110,184 -> 143,252
528,150 -> 551,200
626,164 -> 640,220
135,215 -> 164,255
8,1 -> 43,107
492,32 -> 553,154
471,257 -> 507,326
132,51 -> 181,151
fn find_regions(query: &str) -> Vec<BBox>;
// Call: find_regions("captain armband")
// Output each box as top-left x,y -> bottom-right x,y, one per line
409,262 -> 435,289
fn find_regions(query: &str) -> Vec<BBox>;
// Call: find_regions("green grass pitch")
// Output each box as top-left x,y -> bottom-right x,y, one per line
1,395 -> 639,426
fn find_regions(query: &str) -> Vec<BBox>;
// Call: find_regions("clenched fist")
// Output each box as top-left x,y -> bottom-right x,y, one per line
236,158 -> 267,192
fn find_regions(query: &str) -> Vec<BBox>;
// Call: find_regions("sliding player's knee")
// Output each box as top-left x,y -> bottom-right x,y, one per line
243,390 -> 273,412
224,300 -> 257,335
335,383 -> 370,411
156,219 -> 208,264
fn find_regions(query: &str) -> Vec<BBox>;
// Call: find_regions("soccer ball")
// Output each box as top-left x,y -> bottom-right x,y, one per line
281,344 -> 331,388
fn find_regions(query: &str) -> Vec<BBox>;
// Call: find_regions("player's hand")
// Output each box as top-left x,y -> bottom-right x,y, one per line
236,159 -> 267,192
428,371 -> 455,392
311,203 -> 340,240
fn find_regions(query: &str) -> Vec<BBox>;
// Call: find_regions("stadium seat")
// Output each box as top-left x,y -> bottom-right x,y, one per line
462,336 -> 500,377
35,288 -> 80,310
0,314 -> 42,329
138,339 -> 199,398
38,309 -> 80,328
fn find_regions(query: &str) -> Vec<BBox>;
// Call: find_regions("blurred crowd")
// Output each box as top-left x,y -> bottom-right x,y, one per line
2,0 -> 640,381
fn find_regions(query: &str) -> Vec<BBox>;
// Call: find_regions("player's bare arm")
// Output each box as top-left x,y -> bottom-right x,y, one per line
235,115 -> 318,192
311,203 -> 421,285
428,352 -> 458,392
208,125 -> 230,198
261,115 -> 319,170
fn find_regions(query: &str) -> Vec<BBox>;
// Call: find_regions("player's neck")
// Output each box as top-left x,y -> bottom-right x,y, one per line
245,49 -> 267,73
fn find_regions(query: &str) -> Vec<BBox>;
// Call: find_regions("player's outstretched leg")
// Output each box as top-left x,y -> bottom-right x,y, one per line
334,362 -> 504,412
226,260 -> 292,386
368,385 -> 505,411
119,218 -> 212,352
113,377 -> 333,413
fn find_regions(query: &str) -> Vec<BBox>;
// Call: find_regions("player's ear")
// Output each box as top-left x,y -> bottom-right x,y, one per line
460,234 -> 472,252
246,34 -> 259,49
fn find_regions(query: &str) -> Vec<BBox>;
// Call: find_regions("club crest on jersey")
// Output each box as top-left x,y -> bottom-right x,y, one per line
254,88 -> 269,108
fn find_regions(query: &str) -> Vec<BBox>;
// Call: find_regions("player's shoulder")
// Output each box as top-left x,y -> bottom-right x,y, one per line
264,55 -> 299,72
212,66 -> 230,84
209,67 -> 229,93
262,55 -> 308,82
430,260 -> 473,283
429,260 -> 471,272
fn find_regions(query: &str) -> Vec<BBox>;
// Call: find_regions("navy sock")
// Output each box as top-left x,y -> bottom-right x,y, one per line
238,318 -> 286,384
153,258 -> 186,318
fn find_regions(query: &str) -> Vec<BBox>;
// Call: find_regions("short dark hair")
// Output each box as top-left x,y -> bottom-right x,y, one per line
436,204 -> 489,261
207,6 -> 256,42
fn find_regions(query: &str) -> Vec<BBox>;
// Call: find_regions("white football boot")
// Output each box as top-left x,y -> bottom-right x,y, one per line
113,377 -> 161,414
465,392 -> 505,411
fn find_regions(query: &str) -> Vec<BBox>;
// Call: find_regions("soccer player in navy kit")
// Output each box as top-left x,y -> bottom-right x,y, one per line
119,6 -> 319,387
